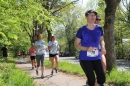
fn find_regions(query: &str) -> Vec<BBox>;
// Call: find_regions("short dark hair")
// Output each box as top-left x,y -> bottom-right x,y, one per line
96,15 -> 100,19
85,10 -> 97,17
96,15 -> 101,21
50,35 -> 55,41
37,33 -> 42,38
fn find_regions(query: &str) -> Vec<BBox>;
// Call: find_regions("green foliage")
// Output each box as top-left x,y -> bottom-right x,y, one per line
106,69 -> 130,86
0,32 -> 8,44
0,59 -> 35,86
96,0 -> 106,26
0,0 -> 52,45
114,2 -> 130,59
8,33 -> 18,40
96,0 -> 130,59
54,4 -> 85,54
7,69 -> 35,86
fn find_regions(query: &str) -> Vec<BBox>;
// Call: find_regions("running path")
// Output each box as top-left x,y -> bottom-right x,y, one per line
15,58 -> 87,86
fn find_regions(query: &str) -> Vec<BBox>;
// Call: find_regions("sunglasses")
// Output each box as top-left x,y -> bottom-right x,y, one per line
96,19 -> 101,21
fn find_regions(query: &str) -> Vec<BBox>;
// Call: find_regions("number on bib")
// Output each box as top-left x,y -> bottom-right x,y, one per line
87,48 -> 98,57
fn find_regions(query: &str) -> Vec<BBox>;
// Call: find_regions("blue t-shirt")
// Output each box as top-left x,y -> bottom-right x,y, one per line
76,24 -> 103,60
34,40 -> 45,55
48,41 -> 59,54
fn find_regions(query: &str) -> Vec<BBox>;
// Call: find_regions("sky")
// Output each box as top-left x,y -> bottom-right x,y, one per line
77,0 -> 98,10
78,0 -> 89,7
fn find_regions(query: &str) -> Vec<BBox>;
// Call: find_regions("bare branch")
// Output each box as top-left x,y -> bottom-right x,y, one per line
121,0 -> 129,12
27,24 -> 33,35
51,0 -> 79,15
50,0 -> 59,9
119,5 -> 128,16
23,25 -> 31,38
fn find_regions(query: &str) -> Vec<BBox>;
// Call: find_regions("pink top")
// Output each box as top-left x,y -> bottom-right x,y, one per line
17,51 -> 20,55
29,47 -> 36,56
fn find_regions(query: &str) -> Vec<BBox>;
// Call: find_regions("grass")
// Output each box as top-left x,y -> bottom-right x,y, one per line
45,59 -> 130,86
0,58 -> 35,86
106,69 -> 130,86
44,59 -> 85,75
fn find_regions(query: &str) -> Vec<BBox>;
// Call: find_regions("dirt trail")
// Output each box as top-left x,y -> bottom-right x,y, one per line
16,57 -> 87,86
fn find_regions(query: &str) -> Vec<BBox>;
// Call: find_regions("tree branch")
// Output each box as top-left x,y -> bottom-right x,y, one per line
51,0 -> 79,15
23,25 -> 31,38
121,0 -> 129,12
119,5 -> 127,16
50,0 -> 59,9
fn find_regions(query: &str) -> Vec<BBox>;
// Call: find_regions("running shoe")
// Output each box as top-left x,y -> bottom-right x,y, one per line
55,68 -> 58,73
86,81 -> 89,86
34,65 -> 36,68
31,67 -> 34,70
41,74 -> 44,78
51,71 -> 54,75
36,70 -> 38,75
100,84 -> 104,86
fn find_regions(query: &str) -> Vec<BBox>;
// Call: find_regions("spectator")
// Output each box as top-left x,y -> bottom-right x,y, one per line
1,45 -> 8,61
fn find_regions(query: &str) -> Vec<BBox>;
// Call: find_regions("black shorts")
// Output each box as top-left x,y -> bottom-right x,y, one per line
30,56 -> 36,60
3,53 -> 8,57
49,54 -> 58,57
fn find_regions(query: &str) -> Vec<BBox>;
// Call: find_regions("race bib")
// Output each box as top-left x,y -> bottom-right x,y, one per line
87,48 -> 98,57
50,49 -> 57,53
38,49 -> 43,53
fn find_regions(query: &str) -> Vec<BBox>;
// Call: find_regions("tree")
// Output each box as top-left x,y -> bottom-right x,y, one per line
104,0 -> 121,71
40,0 -> 79,42
53,3 -> 86,54
0,0 -> 50,44
63,5 -> 85,55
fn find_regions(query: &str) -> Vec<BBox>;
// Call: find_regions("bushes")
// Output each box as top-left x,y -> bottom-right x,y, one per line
0,60 -> 35,86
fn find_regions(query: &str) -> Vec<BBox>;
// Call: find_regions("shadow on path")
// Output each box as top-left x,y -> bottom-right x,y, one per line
32,75 -> 53,80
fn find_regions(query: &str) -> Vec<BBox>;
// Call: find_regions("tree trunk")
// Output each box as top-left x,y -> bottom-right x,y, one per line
68,41 -> 71,55
47,29 -> 52,42
104,0 -> 121,71
32,20 -> 45,43
30,29 -> 37,43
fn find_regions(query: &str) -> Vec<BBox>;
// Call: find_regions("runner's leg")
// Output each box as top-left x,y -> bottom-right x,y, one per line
80,60 -> 95,86
55,55 -> 59,68
41,54 -> 45,77
55,55 -> 59,73
36,55 -> 40,75
101,55 -> 106,73
93,60 -> 105,85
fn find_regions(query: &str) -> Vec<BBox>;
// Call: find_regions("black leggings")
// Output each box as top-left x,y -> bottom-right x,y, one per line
36,54 -> 44,67
80,60 -> 105,86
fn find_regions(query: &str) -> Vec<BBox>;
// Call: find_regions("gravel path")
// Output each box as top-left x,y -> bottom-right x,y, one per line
16,58 -> 87,86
